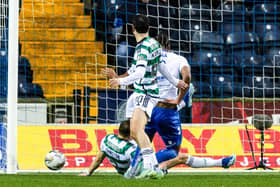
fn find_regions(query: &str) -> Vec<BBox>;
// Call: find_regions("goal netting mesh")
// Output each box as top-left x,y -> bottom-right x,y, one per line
1,0 -> 280,172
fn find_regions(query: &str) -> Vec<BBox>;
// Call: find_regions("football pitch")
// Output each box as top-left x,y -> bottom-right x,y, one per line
0,172 -> 279,187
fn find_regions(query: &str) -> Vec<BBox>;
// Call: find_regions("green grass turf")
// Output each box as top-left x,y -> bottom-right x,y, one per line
0,172 -> 279,187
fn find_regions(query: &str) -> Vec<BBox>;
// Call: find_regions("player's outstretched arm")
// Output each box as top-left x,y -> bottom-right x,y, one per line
109,66 -> 146,88
101,67 -> 129,79
79,151 -> 106,176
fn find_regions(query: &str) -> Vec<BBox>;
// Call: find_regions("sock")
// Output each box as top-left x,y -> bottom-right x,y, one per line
156,149 -> 178,163
126,147 -> 141,177
186,155 -> 222,168
141,148 -> 158,169
131,147 -> 140,167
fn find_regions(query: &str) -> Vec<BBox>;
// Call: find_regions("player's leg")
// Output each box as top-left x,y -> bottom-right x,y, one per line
130,94 -> 164,179
159,153 -> 236,169
124,122 -> 157,179
154,106 -> 182,163
124,147 -> 142,179
131,109 -> 162,177
130,108 -> 150,148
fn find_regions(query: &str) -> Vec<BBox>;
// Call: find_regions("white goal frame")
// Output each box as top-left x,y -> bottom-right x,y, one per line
7,0 -> 19,174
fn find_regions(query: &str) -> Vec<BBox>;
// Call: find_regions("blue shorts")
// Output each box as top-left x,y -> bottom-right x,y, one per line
145,106 -> 182,150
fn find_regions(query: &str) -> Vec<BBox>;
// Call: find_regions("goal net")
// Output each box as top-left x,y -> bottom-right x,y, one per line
1,0 -> 280,173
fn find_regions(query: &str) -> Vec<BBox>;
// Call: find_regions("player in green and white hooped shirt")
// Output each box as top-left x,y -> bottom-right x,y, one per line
109,14 -> 188,179
79,120 -> 139,176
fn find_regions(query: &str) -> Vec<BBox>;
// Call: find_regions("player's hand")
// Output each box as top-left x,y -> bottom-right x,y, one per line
101,67 -> 118,79
176,80 -> 188,90
109,78 -> 120,89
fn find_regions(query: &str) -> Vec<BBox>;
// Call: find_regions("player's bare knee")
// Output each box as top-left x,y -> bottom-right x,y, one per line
177,153 -> 188,164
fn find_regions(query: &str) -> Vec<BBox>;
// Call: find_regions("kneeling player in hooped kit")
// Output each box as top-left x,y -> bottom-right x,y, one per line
79,120 -> 235,177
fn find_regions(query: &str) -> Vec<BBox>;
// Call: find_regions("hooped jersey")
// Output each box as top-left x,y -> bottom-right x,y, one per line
100,134 -> 137,174
128,36 -> 162,97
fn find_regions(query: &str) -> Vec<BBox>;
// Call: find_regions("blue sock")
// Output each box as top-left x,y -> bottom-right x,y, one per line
156,149 -> 178,163
131,147 -> 140,167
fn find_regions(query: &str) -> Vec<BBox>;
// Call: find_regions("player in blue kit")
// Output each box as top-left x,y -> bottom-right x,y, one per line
145,32 -> 192,163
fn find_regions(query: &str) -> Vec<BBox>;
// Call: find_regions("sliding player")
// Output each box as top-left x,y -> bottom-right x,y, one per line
79,120 -> 235,177
107,14 -> 187,179
78,120 -> 139,176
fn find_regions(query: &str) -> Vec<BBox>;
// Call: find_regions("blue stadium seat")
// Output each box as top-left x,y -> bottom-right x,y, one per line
180,4 -> 211,32
210,75 -> 236,98
263,31 -> 280,52
190,32 -> 224,82
147,1 -> 169,29
243,76 -> 275,97
192,31 -> 224,51
252,3 -> 280,41
253,3 -> 280,22
216,2 -> 249,37
18,81 -> 44,98
18,56 -> 33,83
168,30 -> 190,53
190,52 -> 225,83
254,24 -> 280,41
264,49 -> 280,77
263,31 -> 280,76
237,55 -> 265,77
0,51 -> 8,98
192,81 -> 212,98
225,32 -> 260,61
179,0 -> 209,7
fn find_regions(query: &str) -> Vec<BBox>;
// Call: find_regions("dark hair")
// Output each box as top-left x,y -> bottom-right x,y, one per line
119,120 -> 130,138
156,32 -> 170,49
132,14 -> 149,33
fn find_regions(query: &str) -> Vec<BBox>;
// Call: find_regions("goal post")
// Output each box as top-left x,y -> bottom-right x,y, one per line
7,0 -> 19,174
1,0 -> 280,174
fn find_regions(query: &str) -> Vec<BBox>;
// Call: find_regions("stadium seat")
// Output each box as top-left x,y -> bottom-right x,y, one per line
192,81 -> 212,98
263,31 -> 280,76
237,55 -> 265,77
210,75 -> 241,98
252,3 -> 280,41
254,24 -> 280,41
225,32 -> 260,61
243,76 -> 275,98
189,52 -> 223,82
116,41 -> 134,75
253,3 -> 280,23
264,49 -> 280,77
180,4 -> 211,32
168,30 -> 190,53
18,56 -> 33,83
263,31 -> 280,52
179,0 -> 209,7
215,2 -> 249,37
147,1 -> 169,28
192,31 -> 224,51
190,32 -> 224,81
18,81 -> 44,98
0,51 -> 8,98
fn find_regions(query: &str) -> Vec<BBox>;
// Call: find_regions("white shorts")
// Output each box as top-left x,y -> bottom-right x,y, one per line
125,92 -> 158,119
